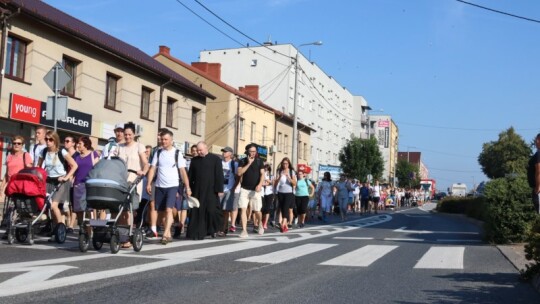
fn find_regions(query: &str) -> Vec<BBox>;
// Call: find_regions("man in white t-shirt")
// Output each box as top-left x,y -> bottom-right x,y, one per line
146,130 -> 190,245
32,126 -> 47,167
371,180 -> 381,214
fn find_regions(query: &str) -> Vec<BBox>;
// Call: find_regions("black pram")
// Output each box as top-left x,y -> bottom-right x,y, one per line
78,157 -> 144,253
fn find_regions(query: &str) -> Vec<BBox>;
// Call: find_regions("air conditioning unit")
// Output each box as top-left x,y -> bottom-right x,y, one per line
269,145 -> 277,154
135,124 -> 144,136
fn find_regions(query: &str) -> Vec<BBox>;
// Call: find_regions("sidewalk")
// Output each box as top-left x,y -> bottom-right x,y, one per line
497,244 -> 540,292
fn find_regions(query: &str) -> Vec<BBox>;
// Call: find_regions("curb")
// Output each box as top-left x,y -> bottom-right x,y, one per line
496,244 -> 540,294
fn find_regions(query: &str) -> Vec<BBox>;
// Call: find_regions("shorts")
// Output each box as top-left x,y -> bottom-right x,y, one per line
295,196 -> 309,215
175,185 -> 187,210
47,179 -> 71,203
154,186 -> 177,211
221,191 -> 237,211
373,196 -> 381,204
238,188 -> 262,212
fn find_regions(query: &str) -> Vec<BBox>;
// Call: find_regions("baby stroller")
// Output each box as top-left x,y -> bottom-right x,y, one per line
79,158 -> 144,254
4,167 -> 66,245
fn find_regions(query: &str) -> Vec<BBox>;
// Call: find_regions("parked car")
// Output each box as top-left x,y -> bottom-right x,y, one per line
434,192 -> 447,200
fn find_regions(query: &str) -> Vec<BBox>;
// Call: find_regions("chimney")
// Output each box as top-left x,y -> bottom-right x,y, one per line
191,62 -> 221,81
159,45 -> 170,56
243,85 -> 259,100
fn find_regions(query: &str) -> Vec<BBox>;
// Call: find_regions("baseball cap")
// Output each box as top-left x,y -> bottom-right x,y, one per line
221,146 -> 233,153
114,123 -> 124,130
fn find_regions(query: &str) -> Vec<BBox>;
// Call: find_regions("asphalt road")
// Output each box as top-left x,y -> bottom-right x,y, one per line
0,203 -> 537,304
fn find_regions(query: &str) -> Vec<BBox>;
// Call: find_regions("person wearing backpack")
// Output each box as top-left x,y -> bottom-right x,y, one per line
38,131 -> 78,241
294,170 -> 315,228
274,157 -> 297,233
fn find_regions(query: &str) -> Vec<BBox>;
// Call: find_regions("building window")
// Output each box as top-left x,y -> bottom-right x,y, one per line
250,122 -> 256,142
262,126 -> 267,145
166,97 -> 176,127
5,36 -> 27,80
61,56 -> 78,97
191,107 -> 201,135
105,73 -> 120,109
239,118 -> 245,139
277,132 -> 283,152
140,87 -> 152,119
284,134 -> 289,154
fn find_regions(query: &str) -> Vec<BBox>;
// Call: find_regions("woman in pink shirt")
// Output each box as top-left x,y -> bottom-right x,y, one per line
1,135 -> 33,187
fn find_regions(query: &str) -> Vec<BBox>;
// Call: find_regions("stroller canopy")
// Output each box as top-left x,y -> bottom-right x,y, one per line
86,157 -> 129,192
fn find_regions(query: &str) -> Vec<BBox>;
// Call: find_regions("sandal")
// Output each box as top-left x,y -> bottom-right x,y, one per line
161,237 -> 172,245
121,242 -> 132,249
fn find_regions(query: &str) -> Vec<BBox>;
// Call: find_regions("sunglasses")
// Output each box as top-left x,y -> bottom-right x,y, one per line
45,138 -> 54,142
12,142 -> 23,146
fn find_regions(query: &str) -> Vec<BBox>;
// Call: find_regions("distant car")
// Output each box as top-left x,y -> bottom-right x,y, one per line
434,192 -> 447,200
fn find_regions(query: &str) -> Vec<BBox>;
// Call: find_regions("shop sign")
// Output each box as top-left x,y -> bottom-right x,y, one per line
9,94 -> 92,135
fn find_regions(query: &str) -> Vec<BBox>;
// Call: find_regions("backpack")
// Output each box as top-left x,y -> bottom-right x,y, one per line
41,148 -> 68,172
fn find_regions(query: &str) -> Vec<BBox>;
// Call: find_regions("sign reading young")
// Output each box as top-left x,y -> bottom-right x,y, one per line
9,94 -> 92,135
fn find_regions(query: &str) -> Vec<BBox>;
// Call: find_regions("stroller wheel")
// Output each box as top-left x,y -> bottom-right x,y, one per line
15,228 -> 28,243
54,223 -> 67,244
78,233 -> 89,253
132,229 -> 144,252
6,228 -> 15,245
92,238 -> 103,250
110,233 -> 120,254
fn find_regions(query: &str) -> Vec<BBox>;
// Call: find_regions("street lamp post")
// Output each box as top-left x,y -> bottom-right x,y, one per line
292,41 -> 322,167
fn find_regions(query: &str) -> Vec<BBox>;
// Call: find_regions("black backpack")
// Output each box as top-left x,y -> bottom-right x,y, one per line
41,148 -> 68,172
155,148 -> 182,182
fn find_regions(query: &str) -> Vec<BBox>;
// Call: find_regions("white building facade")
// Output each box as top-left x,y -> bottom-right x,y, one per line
370,114 -> 399,185
352,96 -> 371,139
200,44 -> 358,179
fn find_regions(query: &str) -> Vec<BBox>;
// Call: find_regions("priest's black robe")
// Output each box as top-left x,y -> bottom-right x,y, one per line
186,153 -> 224,240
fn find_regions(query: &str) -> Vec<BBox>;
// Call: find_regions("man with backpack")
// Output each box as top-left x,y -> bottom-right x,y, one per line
146,129 -> 190,244
237,143 -> 265,238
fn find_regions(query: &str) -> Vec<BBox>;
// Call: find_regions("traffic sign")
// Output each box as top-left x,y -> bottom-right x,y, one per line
46,96 -> 68,120
43,62 -> 72,92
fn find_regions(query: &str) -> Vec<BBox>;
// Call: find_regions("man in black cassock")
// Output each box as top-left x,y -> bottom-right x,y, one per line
186,142 -> 224,240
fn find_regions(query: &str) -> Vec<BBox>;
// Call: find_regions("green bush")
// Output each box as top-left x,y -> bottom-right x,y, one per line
436,197 -> 486,221
522,216 -> 540,281
483,175 -> 536,244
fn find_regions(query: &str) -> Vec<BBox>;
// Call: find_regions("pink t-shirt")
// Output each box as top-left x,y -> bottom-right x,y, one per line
6,152 -> 32,180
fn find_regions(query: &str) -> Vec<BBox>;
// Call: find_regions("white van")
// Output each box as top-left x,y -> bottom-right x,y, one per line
451,183 -> 467,197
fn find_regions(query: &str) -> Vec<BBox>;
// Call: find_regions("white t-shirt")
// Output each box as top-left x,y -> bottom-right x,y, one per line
372,185 -> 381,198
151,147 -> 186,188
32,143 -> 47,167
264,172 -> 274,196
222,159 -> 237,192
318,180 -> 333,198
42,149 -> 68,178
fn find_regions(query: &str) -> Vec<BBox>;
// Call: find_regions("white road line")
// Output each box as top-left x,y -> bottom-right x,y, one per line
414,246 -> 465,269
333,237 -> 374,240
384,238 -> 424,242
436,239 -> 482,243
236,243 -> 337,264
319,245 -> 398,267
393,227 -> 479,235
153,240 -> 276,259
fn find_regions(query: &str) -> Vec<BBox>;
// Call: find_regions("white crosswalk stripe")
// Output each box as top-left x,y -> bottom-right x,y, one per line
319,245 -> 398,267
236,243 -> 337,264
414,246 -> 465,269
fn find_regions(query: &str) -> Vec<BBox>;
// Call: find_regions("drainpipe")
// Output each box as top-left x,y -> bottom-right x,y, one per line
157,78 -> 173,145
234,96 -> 240,155
0,8 -> 19,101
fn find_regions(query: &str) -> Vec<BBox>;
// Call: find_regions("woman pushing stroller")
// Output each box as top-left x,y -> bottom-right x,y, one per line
37,131 -> 78,241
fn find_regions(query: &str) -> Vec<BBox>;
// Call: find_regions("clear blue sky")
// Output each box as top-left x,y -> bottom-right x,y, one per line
45,0 -> 540,192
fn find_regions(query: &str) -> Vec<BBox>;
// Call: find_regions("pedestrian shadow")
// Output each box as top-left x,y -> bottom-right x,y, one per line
394,272 -> 537,304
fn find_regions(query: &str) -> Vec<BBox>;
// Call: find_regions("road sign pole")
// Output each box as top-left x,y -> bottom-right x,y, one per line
53,64 -> 58,132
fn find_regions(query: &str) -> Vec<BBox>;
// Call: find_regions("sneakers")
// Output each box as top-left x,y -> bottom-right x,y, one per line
258,225 -> 264,235
253,227 -> 259,234
239,231 -> 248,238
228,226 -> 236,233
146,230 -> 158,239
282,225 -> 288,233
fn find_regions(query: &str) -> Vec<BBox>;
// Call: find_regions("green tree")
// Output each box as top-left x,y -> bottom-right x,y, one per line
478,127 -> 531,179
395,158 -> 420,188
338,137 -> 384,181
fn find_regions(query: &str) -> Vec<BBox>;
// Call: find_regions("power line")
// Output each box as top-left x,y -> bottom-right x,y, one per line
396,121 -> 538,132
456,0 -> 540,24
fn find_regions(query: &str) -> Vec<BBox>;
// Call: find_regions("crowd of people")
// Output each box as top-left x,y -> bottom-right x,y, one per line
1,124 -> 430,246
